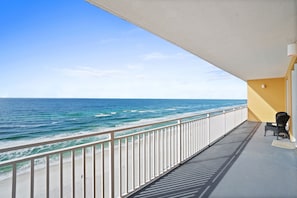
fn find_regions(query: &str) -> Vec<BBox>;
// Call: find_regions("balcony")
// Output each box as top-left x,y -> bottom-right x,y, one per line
129,122 -> 297,198
1,106 -> 296,198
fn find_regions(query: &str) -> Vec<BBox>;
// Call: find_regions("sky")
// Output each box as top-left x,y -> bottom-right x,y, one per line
0,0 -> 247,99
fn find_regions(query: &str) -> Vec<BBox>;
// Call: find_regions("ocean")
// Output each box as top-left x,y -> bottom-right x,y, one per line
0,98 -> 246,161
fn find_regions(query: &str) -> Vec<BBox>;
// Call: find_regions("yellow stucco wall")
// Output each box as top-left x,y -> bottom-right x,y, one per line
247,57 -> 296,139
247,78 -> 286,122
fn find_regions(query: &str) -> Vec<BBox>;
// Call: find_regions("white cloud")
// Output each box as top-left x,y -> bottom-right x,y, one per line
205,68 -> 237,81
126,64 -> 144,70
58,66 -> 125,78
123,27 -> 145,35
142,52 -> 170,61
142,51 -> 195,61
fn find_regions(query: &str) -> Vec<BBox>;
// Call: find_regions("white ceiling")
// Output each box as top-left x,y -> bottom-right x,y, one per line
87,0 -> 297,81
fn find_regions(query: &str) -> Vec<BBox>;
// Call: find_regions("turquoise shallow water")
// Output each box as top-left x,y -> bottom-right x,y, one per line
0,98 -> 246,142
0,98 -> 246,162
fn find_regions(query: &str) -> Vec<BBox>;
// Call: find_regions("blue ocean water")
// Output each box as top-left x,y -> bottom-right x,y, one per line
0,98 -> 247,172
0,98 -> 246,145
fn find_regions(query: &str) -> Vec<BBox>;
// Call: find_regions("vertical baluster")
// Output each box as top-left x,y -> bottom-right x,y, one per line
119,139 -> 122,196
46,156 -> 49,198
143,133 -> 146,182
12,163 -> 16,198
192,122 -> 195,154
148,132 -> 151,179
82,148 -> 86,198
170,127 -> 173,166
186,122 -> 190,158
172,126 -> 177,166
207,114 -> 210,145
188,123 -> 190,157
177,125 -> 179,162
191,122 -> 193,154
194,121 -> 197,152
125,137 -> 128,193
184,123 -> 189,159
174,126 -> 176,165
131,136 -> 135,190
138,135 -> 141,187
181,124 -> 184,161
158,130 -> 161,175
223,110 -> 226,135
72,150 -> 75,198
167,128 -> 169,169
195,121 -> 198,152
92,145 -> 96,198
60,153 -> 63,198
190,122 -> 193,155
183,123 -> 186,160
167,128 -> 170,169
166,128 -> 168,169
101,144 -> 105,198
183,124 -> 186,158
198,121 -> 200,150
152,131 -> 155,178
168,127 -> 171,168
177,120 -> 181,163
30,159 -> 34,198
151,132 -> 153,178
109,133 -> 115,198
174,126 -> 176,164
162,129 -> 165,172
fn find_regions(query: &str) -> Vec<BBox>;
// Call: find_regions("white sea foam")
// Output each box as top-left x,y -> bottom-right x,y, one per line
112,110 -> 207,129
0,129 -> 96,151
0,107 -> 232,151
165,108 -> 176,111
0,105 -> 240,167
94,113 -> 111,118
138,110 -> 157,113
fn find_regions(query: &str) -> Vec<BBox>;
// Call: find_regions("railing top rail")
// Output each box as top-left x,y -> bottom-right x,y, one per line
0,137 -> 111,166
0,105 -> 246,153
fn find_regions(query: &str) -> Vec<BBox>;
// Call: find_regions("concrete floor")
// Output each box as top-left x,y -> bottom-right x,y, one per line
129,122 -> 297,198
210,122 -> 297,198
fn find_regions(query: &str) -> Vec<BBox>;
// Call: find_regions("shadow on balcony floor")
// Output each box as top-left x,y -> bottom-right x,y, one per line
128,121 -> 261,198
210,122 -> 297,198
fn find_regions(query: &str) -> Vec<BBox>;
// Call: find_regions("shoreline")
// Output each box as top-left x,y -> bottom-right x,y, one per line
0,137 -> 167,198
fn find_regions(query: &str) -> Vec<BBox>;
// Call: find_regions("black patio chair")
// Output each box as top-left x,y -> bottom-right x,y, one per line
264,112 -> 290,139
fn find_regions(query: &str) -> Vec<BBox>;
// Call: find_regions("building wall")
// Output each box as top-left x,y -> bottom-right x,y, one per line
247,78 -> 286,122
247,57 -> 297,140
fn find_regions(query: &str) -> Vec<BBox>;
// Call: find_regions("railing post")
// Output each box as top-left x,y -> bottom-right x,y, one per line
177,119 -> 182,163
109,133 -> 115,198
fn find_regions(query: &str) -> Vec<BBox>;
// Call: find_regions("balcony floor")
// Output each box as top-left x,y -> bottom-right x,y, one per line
129,121 -> 297,198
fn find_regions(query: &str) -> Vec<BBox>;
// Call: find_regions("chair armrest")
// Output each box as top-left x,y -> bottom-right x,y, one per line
266,122 -> 276,126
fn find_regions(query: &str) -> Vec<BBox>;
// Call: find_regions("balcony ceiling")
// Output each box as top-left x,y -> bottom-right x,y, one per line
87,0 -> 297,81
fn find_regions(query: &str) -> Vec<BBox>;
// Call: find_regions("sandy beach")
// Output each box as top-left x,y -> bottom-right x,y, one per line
0,133 -> 178,198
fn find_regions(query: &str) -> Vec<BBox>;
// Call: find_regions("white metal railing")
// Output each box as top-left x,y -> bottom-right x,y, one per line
0,105 -> 247,198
